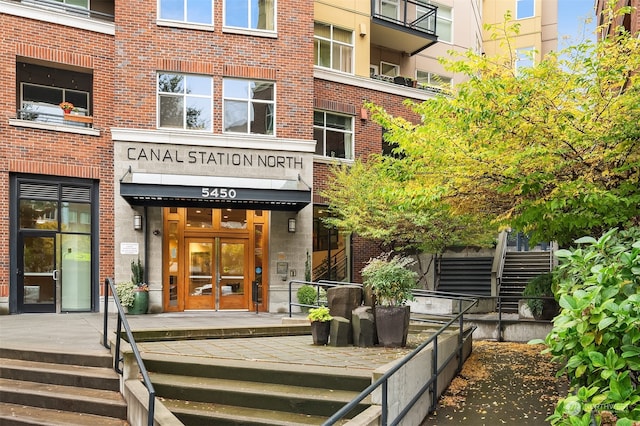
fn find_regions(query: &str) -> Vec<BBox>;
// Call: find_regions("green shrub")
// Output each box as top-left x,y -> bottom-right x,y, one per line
522,272 -> 555,317
115,281 -> 136,308
361,253 -> 417,307
307,306 -> 333,322
532,227 -> 640,425
297,285 -> 325,307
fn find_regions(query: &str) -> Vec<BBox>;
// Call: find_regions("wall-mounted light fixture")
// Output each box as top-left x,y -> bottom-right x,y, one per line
133,214 -> 142,231
288,218 -> 296,233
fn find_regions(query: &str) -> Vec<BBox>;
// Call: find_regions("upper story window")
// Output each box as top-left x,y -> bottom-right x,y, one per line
223,79 -> 275,135
313,111 -> 353,159
516,0 -> 534,19
515,47 -> 535,73
157,73 -> 212,130
380,0 -> 399,20
314,23 -> 353,74
224,0 -> 275,31
416,70 -> 452,88
419,3 -> 452,43
17,62 -> 93,128
159,0 -> 213,25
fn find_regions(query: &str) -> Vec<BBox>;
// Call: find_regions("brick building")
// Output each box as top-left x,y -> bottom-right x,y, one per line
1,0 -> 556,315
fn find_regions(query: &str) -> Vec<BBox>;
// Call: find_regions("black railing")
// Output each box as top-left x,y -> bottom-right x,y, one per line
12,0 -> 115,21
287,280 -> 478,425
371,0 -> 437,36
102,277 -> 155,426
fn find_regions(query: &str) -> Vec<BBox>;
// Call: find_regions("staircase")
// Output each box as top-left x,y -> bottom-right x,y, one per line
143,352 -> 371,425
437,256 -> 493,296
0,347 -> 128,426
499,251 -> 553,313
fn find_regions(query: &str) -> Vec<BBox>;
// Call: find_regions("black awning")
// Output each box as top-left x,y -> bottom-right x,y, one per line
119,173 -> 311,212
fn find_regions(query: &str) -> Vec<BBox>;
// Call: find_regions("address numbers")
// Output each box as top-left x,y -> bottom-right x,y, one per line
201,188 -> 237,199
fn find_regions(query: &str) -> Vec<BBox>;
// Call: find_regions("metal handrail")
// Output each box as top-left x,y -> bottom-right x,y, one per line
323,294 -> 478,425
102,277 -> 156,426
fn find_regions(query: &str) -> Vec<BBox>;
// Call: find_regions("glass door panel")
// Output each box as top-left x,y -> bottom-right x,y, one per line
219,239 -> 248,310
185,240 -> 214,309
60,234 -> 91,311
20,234 -> 57,313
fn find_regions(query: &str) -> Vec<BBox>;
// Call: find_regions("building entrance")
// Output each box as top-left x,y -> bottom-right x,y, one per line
164,208 -> 267,312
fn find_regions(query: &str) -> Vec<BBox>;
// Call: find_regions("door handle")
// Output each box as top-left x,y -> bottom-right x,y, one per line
52,270 -> 58,281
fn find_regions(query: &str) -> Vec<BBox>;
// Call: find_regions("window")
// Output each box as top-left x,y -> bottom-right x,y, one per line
17,62 -> 93,126
515,47 -> 535,73
418,3 -> 452,43
380,0 -> 398,20
223,79 -> 275,135
159,0 -> 213,25
416,70 -> 452,88
313,111 -> 353,159
380,62 -> 399,77
57,0 -> 89,8
158,73 -> 212,130
314,23 -> 353,74
516,0 -> 534,19
224,0 -> 275,31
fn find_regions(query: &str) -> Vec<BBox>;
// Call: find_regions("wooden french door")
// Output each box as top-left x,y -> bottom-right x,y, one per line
185,237 -> 249,310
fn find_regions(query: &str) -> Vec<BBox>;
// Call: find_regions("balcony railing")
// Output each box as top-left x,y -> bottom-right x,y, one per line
17,109 -> 94,128
9,0 -> 114,22
371,0 -> 437,36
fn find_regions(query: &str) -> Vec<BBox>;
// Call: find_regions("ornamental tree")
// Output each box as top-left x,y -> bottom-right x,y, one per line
323,8 -> 640,248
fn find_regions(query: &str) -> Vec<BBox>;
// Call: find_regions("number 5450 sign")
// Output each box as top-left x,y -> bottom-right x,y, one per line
201,188 -> 237,199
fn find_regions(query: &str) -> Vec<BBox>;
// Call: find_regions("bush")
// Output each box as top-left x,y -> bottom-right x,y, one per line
361,253 -> 417,307
297,285 -> 325,308
115,281 -> 136,308
307,306 -> 333,322
532,227 -> 640,425
522,272 -> 555,318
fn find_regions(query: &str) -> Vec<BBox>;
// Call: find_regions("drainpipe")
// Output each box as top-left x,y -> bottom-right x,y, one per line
144,205 -> 149,284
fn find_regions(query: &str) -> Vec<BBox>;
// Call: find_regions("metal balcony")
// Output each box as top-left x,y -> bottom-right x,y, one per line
370,0 -> 438,55
6,0 -> 114,22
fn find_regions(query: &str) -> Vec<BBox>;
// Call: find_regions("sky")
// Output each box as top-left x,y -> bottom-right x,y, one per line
557,0 -> 597,48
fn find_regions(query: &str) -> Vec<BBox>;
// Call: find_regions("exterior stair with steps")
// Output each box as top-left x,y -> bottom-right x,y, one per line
0,347 -> 128,426
499,251 -> 553,313
142,352 -> 371,425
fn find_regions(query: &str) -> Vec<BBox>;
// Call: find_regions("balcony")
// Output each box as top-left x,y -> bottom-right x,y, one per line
17,109 -> 94,129
4,0 -> 114,22
370,0 -> 438,56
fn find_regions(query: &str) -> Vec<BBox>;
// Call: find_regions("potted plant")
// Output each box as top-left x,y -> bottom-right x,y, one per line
522,272 -> 559,320
115,281 -> 136,311
59,102 -> 74,114
361,253 -> 418,347
307,306 -> 333,345
128,258 -> 149,314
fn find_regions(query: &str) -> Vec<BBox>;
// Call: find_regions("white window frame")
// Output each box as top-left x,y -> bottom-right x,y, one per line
223,0 -> 277,33
223,78 -> 276,136
516,0 -> 534,20
314,23 -> 354,74
416,70 -> 451,87
419,2 -> 452,43
515,47 -> 535,73
380,62 -> 399,77
313,110 -> 354,160
20,83 -> 90,124
157,0 -> 214,27
157,72 -> 213,131
380,0 -> 399,20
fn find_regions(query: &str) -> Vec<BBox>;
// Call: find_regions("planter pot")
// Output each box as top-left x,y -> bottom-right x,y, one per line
128,290 -> 149,315
311,321 -> 330,345
533,299 -> 560,321
375,305 -> 410,347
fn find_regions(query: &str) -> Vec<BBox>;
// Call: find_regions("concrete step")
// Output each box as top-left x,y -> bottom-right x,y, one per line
0,347 -> 113,368
161,398 -> 349,426
0,377 -> 127,419
150,372 -> 368,418
0,357 -> 120,391
0,402 -> 128,426
142,353 -> 371,392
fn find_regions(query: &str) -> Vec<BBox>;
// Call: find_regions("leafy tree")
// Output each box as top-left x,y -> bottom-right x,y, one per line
323,8 -> 639,248
531,227 -> 640,425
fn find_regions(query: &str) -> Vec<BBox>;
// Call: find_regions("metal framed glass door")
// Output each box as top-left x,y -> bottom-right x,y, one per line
18,233 -> 57,313
185,238 -> 249,310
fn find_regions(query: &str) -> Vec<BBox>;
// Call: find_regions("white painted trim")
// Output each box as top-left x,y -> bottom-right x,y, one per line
111,128 -> 316,153
9,118 -> 101,136
0,1 -> 115,35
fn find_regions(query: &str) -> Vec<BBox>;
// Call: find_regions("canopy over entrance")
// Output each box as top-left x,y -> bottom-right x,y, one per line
120,170 -> 311,211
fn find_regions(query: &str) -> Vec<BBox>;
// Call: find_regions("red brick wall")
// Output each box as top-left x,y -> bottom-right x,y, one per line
0,13 -> 116,300
312,79 -> 423,282
113,1 -> 314,138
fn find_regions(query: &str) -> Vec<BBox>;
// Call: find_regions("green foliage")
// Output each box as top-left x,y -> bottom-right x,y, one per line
131,258 -> 144,286
115,281 -> 136,308
522,272 -> 555,317
325,7 -> 640,247
536,227 -> 640,424
297,285 -> 325,307
307,306 -> 333,322
361,254 -> 418,307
